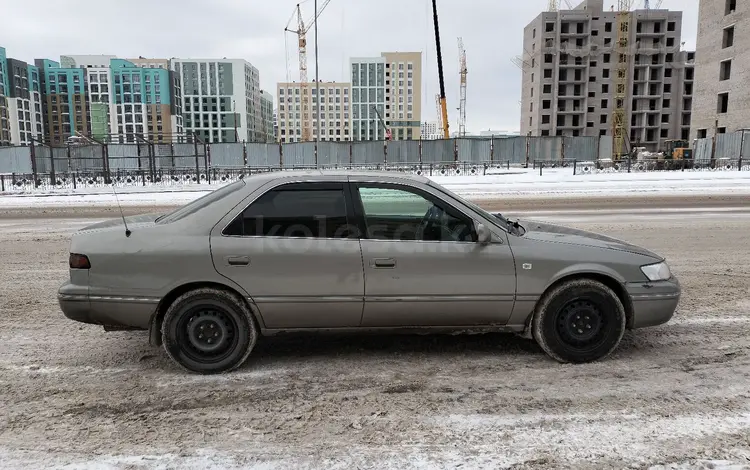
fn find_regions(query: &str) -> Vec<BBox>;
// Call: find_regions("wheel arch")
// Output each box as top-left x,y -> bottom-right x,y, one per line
148,281 -> 263,347
537,270 -> 634,330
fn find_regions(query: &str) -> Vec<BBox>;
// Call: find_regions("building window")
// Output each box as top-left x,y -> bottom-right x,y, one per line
545,22 -> 554,32
543,69 -> 552,79
668,21 -> 676,31
717,93 -> 729,113
605,22 -> 612,32
697,129 -> 707,139
726,0 -> 736,15
720,60 -> 732,81
723,26 -> 735,48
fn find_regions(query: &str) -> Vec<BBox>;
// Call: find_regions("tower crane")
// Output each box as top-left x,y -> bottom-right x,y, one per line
284,0 -> 332,142
612,0 -> 635,160
432,0 -> 450,139
457,37 -> 468,138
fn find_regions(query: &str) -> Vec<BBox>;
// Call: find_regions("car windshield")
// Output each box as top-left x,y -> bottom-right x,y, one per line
155,180 -> 245,224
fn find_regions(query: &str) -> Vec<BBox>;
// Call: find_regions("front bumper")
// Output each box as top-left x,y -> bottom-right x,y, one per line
626,276 -> 681,329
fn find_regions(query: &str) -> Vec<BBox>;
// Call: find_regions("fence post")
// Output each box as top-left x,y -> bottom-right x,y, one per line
279,141 -> 284,169
49,148 -> 56,186
67,143 -> 72,171
205,143 -> 211,184
103,143 -> 110,184
194,138 -> 201,181
453,139 -> 458,162
349,141 -> 353,165
490,135 -> 495,162
314,141 -> 318,167
539,161 -> 543,176
573,160 -> 577,175
739,157 -> 743,171
29,140 -> 39,188
148,142 -> 156,183
419,139 -> 423,165
525,132 -> 531,168
383,140 -> 388,166
242,141 -> 248,167
1,175 -> 4,192
560,136 -> 566,164
627,156 -> 632,173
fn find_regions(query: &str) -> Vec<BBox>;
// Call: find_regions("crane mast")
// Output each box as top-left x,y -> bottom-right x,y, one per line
284,0 -> 333,142
612,0 -> 633,160
432,0 -> 450,139
458,37 -> 467,138
296,7 -> 311,142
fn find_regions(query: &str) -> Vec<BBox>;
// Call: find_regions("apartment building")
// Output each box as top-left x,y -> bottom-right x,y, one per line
57,55 -> 184,142
260,90 -> 274,143
276,81 -> 351,143
350,57 -> 386,140
35,59 -> 89,146
350,52 -> 422,141
520,0 -> 693,151
171,59 -> 262,143
691,0 -> 749,139
421,121 -> 442,140
383,52 -> 422,141
0,47 -> 10,146
5,58 -> 44,145
109,59 -> 183,143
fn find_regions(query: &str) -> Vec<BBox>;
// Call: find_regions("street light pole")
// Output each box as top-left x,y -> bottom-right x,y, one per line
314,0 -> 320,144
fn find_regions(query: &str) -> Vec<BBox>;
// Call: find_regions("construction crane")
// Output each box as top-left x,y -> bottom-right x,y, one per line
284,0 -> 332,142
612,0 -> 634,160
643,0 -> 664,8
435,94 -> 444,135
432,0 -> 450,139
372,106 -> 391,141
457,37 -> 468,138
548,0 -> 574,11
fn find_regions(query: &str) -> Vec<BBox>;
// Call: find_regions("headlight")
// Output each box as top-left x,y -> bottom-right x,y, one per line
640,261 -> 672,282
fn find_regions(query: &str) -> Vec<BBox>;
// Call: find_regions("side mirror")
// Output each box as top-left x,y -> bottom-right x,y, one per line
475,222 -> 491,244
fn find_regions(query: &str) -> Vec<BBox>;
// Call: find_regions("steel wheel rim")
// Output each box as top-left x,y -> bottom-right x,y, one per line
555,298 -> 608,350
177,306 -> 239,364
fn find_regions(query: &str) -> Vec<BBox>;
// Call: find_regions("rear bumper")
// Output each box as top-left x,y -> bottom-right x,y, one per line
58,282 -> 157,330
626,277 -> 681,329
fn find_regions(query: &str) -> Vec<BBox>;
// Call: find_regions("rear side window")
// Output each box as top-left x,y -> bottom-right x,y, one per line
223,183 -> 352,238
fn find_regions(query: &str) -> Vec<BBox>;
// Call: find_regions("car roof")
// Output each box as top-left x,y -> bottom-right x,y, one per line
242,169 -> 432,185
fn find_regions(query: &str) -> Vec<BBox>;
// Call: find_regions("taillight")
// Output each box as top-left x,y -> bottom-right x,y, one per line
69,253 -> 91,269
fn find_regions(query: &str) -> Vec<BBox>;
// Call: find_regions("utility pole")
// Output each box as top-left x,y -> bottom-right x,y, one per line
314,0 -> 320,144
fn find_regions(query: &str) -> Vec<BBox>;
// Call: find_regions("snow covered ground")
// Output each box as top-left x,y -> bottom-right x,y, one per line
0,168 -> 749,208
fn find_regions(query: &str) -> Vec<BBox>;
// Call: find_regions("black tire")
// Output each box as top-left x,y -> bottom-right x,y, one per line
532,279 -> 626,364
162,288 -> 258,374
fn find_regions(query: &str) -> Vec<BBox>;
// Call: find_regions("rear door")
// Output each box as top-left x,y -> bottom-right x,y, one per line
210,179 -> 365,329
350,180 -> 517,328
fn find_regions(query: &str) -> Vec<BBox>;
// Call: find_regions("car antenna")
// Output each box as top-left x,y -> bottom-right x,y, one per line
111,181 -> 131,237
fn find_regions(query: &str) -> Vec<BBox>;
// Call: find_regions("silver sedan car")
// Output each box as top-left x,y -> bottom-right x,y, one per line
58,171 -> 680,374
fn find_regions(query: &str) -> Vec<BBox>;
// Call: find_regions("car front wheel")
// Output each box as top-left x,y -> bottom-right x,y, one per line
162,288 -> 258,374
532,278 -> 626,364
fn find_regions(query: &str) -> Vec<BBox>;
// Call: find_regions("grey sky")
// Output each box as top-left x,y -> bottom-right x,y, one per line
4,0 -> 698,134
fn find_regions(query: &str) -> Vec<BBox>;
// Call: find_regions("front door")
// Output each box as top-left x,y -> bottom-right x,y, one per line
211,180 -> 364,329
351,182 -> 517,328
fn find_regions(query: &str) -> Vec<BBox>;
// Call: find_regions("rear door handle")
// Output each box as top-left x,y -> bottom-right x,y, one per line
226,255 -> 250,266
371,258 -> 396,268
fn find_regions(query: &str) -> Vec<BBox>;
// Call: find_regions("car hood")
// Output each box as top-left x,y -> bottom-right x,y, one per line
518,219 -> 662,259
77,213 -> 161,234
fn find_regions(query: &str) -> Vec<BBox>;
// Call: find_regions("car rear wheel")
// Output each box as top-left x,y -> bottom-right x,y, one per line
532,279 -> 626,364
162,288 -> 258,374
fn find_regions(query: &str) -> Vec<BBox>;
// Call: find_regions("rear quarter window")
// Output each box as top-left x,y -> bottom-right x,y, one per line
157,180 -> 245,224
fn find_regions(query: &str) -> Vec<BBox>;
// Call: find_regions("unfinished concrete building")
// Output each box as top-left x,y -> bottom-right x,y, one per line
520,0 -> 694,152
691,0 -> 749,139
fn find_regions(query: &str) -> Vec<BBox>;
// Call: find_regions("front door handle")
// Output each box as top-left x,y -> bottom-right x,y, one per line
226,255 -> 250,266
371,258 -> 396,269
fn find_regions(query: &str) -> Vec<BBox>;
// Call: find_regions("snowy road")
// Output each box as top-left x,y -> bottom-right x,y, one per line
1,203 -> 750,469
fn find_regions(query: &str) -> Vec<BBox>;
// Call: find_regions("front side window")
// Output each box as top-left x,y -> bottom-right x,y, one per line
357,186 -> 476,242
224,183 -> 350,239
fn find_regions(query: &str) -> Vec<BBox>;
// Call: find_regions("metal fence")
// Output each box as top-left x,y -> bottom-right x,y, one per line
694,130 -> 750,161
0,135 -> 615,176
